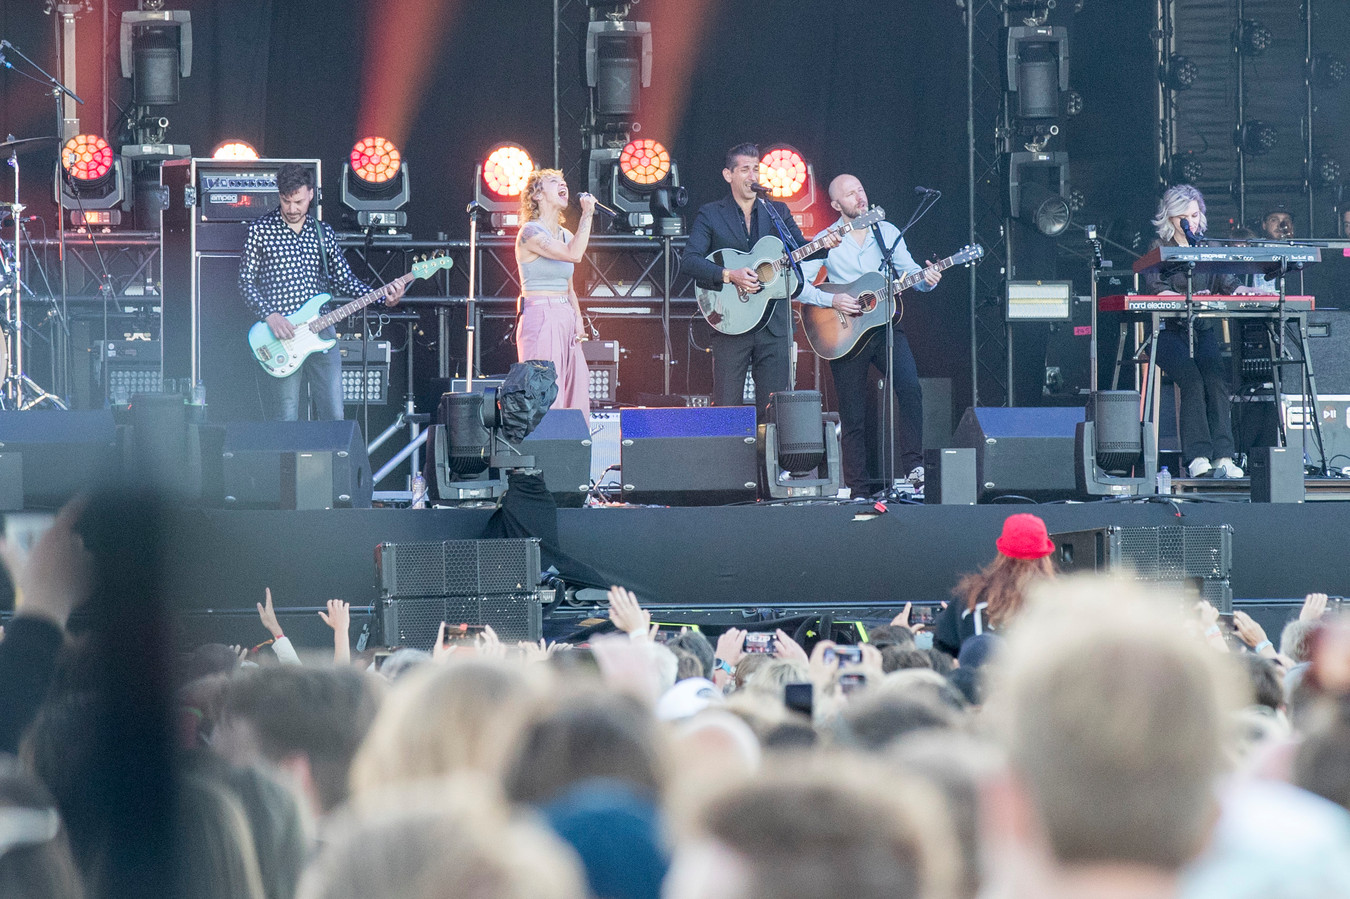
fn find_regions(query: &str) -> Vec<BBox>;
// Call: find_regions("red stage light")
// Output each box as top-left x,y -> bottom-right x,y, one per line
481,144 -> 534,197
619,139 -> 671,187
212,140 -> 259,160
758,147 -> 808,199
61,134 -> 114,182
350,136 -> 402,184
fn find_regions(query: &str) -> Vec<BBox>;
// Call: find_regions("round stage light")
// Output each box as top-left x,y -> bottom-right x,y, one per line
1315,154 -> 1341,187
1241,121 -> 1277,157
758,147 -> 808,199
1238,20 -> 1273,57
212,140 -> 259,160
1315,53 -> 1347,89
1166,54 -> 1198,91
350,136 -> 402,185
619,139 -> 671,187
61,134 -> 113,182
482,144 -> 534,197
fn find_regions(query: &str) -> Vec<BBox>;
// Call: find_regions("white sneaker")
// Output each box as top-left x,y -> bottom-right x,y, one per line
1188,457 -> 1213,478
906,465 -> 926,487
1213,457 -> 1244,478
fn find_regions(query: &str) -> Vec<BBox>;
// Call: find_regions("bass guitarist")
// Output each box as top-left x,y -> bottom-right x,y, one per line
238,163 -> 406,421
797,174 -> 940,498
681,143 -> 837,420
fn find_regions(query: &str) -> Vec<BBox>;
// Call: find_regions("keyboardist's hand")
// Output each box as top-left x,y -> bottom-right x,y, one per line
831,293 -> 862,315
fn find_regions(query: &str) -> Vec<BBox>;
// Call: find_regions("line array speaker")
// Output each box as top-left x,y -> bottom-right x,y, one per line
376,538 -> 544,647
1050,524 -> 1234,612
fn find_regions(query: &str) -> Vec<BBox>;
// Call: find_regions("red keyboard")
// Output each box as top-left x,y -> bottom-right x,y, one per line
1099,294 -> 1315,313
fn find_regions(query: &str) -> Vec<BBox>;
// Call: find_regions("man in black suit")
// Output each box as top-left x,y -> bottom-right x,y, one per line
681,143 -> 836,418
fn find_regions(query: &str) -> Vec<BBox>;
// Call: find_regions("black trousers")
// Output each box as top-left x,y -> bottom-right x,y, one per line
831,324 -> 923,495
710,323 -> 790,421
1154,323 -> 1234,464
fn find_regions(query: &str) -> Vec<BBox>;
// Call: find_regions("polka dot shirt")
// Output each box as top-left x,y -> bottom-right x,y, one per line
238,210 -> 372,319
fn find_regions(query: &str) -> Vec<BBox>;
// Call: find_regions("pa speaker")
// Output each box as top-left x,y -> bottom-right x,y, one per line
1249,445 -> 1304,503
923,448 -> 977,505
620,406 -> 758,506
952,406 -> 1083,501
376,538 -> 543,647
0,410 -> 117,509
219,420 -> 372,509
519,408 -> 593,507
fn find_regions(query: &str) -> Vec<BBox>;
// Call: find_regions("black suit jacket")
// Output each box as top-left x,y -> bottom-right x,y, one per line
681,195 -> 815,338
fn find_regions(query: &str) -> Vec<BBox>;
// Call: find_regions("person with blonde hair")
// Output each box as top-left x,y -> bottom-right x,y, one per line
514,169 -> 596,414
348,658 -> 538,799
1143,184 -> 1245,479
984,577 -> 1240,897
933,513 -> 1056,657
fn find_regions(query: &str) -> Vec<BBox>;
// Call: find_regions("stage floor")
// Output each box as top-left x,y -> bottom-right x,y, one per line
161,497 -> 1345,617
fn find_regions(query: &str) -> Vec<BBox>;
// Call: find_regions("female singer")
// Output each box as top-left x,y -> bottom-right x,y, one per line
1143,184 -> 1244,479
514,169 -> 595,415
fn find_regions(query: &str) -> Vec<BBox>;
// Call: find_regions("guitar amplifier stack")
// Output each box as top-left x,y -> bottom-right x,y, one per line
375,538 -> 544,648
161,158 -> 322,422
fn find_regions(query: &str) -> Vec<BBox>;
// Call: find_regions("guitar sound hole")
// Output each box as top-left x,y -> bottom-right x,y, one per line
858,292 -> 878,313
754,262 -> 775,283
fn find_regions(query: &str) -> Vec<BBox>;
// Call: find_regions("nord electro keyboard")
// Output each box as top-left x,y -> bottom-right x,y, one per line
1099,294 -> 1316,313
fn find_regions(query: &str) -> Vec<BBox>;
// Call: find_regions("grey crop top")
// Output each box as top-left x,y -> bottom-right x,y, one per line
518,222 -> 574,293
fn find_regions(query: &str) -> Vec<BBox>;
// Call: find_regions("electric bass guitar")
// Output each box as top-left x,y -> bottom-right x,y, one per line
249,254 -> 453,378
695,206 -> 886,335
799,244 -> 984,360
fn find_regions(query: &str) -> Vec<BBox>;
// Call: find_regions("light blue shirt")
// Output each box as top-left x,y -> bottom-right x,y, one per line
797,218 -> 935,308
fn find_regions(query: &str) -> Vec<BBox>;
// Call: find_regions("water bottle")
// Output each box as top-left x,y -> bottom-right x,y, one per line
1156,465 -> 1172,496
410,472 -> 428,509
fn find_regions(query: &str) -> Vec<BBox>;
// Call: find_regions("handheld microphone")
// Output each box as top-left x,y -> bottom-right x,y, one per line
914,186 -> 940,195
1180,218 -> 1202,244
466,201 -> 486,216
750,182 -> 773,195
578,192 -> 618,217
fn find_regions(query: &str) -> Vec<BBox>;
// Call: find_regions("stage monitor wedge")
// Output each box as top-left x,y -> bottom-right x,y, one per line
620,406 -> 758,506
952,406 -> 1083,501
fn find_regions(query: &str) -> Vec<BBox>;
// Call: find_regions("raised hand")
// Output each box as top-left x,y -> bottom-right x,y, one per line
257,588 -> 284,639
1301,593 -> 1329,621
607,585 -> 652,639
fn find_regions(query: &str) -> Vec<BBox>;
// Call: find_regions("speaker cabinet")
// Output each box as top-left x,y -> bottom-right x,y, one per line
0,410 -> 117,509
376,538 -> 543,647
952,406 -> 1083,501
219,420 -> 372,509
1050,524 -> 1233,612
1249,445 -> 1304,504
620,406 -> 758,506
923,448 -> 977,505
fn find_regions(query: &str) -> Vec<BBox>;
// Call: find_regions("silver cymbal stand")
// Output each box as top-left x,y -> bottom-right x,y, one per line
3,141 -> 67,410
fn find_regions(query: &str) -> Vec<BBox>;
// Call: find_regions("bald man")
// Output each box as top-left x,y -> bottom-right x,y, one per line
798,175 -> 940,498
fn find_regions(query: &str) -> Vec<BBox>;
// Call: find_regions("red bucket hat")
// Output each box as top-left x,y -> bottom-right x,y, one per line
995,513 -> 1055,560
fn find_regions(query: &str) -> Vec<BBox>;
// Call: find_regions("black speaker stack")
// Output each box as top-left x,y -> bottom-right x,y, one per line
1050,524 -> 1234,612
376,538 -> 544,647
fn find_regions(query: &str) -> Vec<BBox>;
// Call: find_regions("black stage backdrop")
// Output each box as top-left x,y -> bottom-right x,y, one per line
1,0 -> 1158,409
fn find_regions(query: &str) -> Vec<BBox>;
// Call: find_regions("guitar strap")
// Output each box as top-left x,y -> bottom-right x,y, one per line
870,223 -> 904,279
314,215 -> 332,291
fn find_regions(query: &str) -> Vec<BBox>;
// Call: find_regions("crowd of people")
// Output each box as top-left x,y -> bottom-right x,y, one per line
2,498 -> 1350,899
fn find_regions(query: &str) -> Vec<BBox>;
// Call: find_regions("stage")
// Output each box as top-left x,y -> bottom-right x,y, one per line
154,497 -> 1341,648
